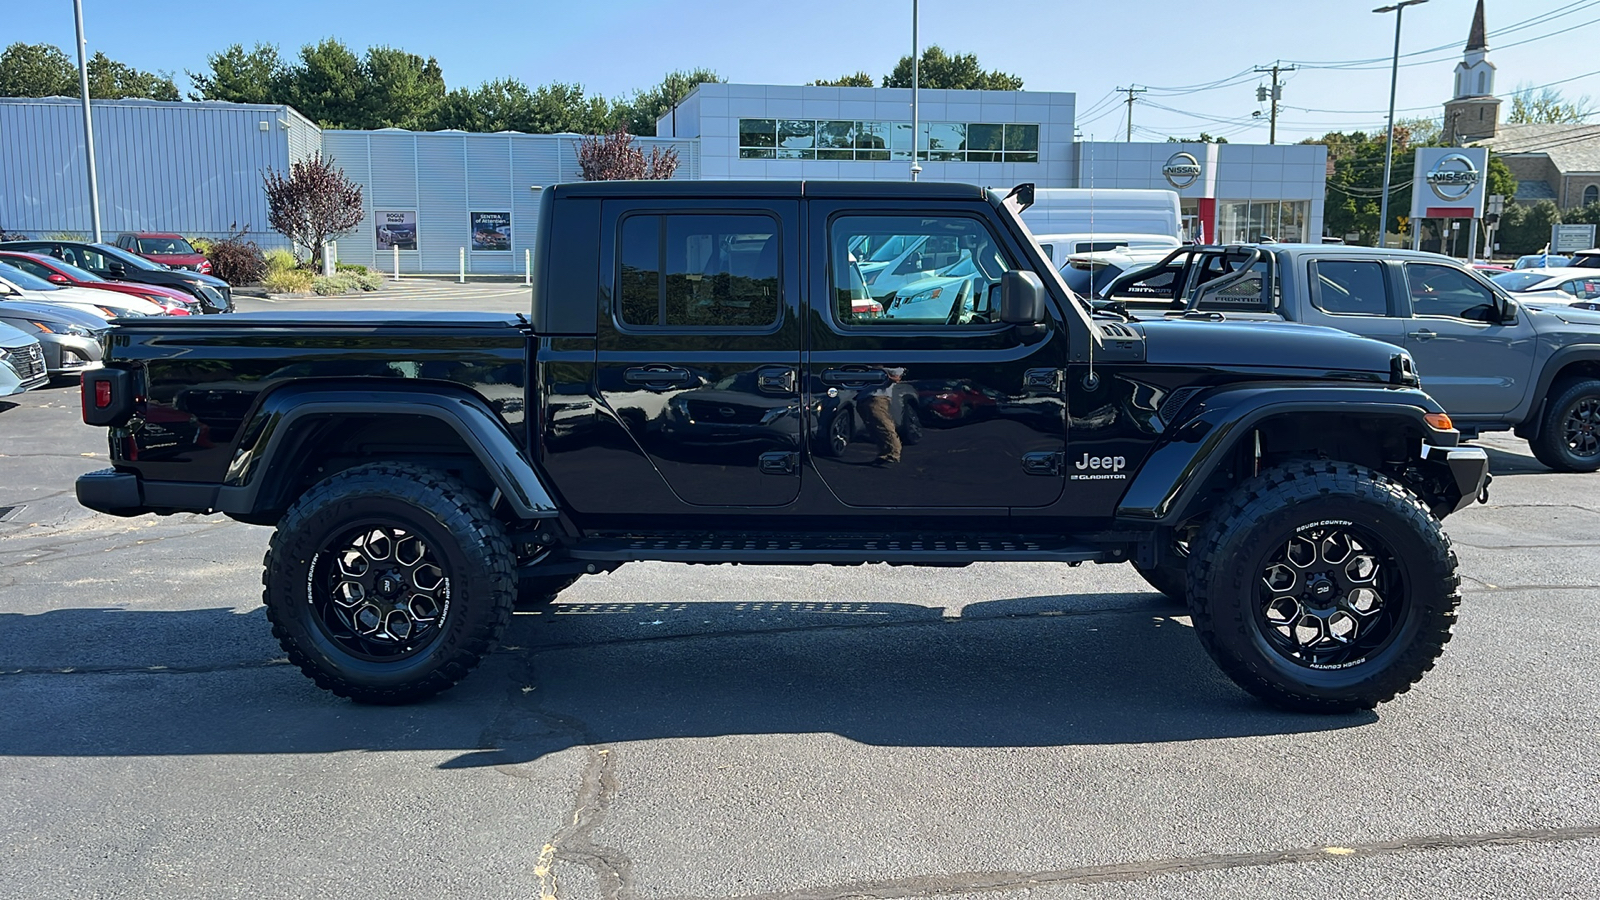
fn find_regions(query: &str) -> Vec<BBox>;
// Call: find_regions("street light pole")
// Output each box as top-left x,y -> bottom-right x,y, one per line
910,0 -> 921,182
72,0 -> 103,243
1375,0 -> 1426,249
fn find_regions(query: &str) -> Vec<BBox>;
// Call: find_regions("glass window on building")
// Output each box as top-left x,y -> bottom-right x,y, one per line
739,119 -> 777,158
1218,200 -> 1309,243
737,119 -> 1038,164
1585,184 -> 1599,206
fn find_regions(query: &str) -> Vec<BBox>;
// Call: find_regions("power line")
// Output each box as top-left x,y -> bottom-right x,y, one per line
1254,61 -> 1297,144
1115,86 -> 1147,142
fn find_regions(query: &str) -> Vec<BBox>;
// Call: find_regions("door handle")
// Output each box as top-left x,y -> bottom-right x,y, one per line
756,367 -> 796,393
1413,329 -> 1437,341
820,367 -> 889,387
623,365 -> 693,389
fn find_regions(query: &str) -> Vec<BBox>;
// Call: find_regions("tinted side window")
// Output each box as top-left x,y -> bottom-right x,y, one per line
830,215 -> 1012,326
1311,260 -> 1390,316
4,257 -> 53,280
1406,264 -> 1499,322
616,214 -> 779,329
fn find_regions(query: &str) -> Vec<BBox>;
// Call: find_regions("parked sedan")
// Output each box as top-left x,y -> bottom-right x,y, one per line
0,321 -> 49,395
1490,268 -> 1600,308
0,251 -> 199,315
0,240 -> 232,313
1514,253 -> 1571,269
113,232 -> 212,275
0,299 -> 107,379
0,262 -> 165,319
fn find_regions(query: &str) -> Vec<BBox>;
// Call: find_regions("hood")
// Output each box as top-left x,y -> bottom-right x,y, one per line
0,321 -> 38,348
1531,304 -> 1600,328
1137,318 -> 1401,378
0,299 -> 110,330
27,285 -> 164,315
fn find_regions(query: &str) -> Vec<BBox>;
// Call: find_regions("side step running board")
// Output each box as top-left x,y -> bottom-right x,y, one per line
565,534 -> 1110,566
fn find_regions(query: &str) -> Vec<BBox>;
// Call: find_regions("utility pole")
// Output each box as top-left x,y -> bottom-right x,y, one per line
72,0 -> 102,243
910,0 -> 921,182
1116,86 -> 1146,143
1376,0 -> 1428,249
1253,61 -> 1297,145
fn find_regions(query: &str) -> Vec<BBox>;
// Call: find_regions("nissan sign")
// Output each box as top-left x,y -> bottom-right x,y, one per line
1409,147 -> 1488,220
1425,153 -> 1480,201
1162,152 -> 1202,189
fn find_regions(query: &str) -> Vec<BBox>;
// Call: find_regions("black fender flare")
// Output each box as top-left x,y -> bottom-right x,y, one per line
1520,344 -> 1600,440
218,381 -> 559,520
1115,382 -> 1453,524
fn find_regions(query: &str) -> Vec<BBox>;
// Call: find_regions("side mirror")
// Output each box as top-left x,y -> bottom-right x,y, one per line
108,261 -> 126,277
999,270 -> 1046,325
0,282 -> 13,297
47,273 -> 70,284
1499,298 -> 1519,325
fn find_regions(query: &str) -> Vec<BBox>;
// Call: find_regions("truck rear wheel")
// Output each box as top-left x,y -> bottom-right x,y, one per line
1187,461 -> 1459,713
262,462 -> 515,704
1530,378 -> 1600,473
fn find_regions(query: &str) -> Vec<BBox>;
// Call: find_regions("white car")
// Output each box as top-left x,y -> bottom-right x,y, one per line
1031,232 -> 1183,272
1490,268 -> 1600,308
0,262 -> 165,319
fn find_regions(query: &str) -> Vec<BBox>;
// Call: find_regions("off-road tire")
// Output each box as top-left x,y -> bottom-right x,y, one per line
263,462 -> 515,704
516,573 -> 581,610
897,399 -> 924,446
1186,461 -> 1459,713
1529,378 -> 1600,473
1130,559 -> 1187,604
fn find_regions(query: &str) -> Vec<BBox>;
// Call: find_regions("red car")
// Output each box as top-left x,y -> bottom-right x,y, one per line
114,232 -> 212,275
0,251 -> 200,314
1472,263 -> 1512,274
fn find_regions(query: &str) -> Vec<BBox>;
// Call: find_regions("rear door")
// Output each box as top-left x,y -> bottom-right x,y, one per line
595,199 -> 803,507
1296,257 -> 1406,346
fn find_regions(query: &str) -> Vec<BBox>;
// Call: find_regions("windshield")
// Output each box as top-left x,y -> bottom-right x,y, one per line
0,261 -> 61,292
95,243 -> 165,271
137,237 -> 196,255
987,189 -> 1100,335
1492,271 -> 1555,292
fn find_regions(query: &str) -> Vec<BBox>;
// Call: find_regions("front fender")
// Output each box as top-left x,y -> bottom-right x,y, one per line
1521,343 -> 1600,439
1115,382 -> 1453,524
220,381 -> 558,520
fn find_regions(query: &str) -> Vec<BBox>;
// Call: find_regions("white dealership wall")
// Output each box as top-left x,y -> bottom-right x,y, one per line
321,129 -> 698,274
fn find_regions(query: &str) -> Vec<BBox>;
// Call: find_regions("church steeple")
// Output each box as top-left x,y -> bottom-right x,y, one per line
1467,0 -> 1488,52
1445,0 -> 1500,142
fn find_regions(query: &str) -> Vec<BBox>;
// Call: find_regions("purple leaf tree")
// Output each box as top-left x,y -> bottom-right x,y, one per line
576,128 -> 679,181
262,153 -> 365,263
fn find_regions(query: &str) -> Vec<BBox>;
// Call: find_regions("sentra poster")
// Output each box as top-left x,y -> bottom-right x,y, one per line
471,212 -> 511,251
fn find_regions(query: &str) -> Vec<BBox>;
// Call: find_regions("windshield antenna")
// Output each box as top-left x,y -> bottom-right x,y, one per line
1084,138 -> 1100,391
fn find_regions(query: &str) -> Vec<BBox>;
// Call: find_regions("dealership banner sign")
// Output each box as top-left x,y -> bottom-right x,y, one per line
1409,147 -> 1488,220
376,210 -> 417,250
471,212 -> 511,251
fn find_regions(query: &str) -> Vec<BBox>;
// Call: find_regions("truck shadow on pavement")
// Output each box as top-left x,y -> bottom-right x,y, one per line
0,594 -> 1376,765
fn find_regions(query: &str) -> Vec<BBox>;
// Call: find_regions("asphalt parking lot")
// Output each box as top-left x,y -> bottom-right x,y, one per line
2,282 -> 1597,899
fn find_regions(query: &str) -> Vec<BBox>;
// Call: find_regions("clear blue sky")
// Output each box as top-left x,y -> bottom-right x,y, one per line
9,0 -> 1597,141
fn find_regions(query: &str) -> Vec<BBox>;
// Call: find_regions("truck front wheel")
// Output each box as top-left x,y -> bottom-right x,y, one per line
1186,461 -> 1459,713
263,462 -> 515,703
1530,378 -> 1600,473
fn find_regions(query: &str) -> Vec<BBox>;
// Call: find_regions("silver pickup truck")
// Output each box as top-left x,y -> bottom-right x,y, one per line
1102,244 -> 1600,472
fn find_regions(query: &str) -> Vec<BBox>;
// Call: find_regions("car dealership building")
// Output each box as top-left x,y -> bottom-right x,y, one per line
1,86 -> 1326,274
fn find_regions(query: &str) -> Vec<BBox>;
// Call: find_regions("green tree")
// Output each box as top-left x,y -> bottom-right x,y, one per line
1165,133 -> 1228,143
85,52 -> 178,100
188,43 -> 285,104
1307,128 -> 1418,245
429,79 -> 614,133
619,68 -> 723,136
883,46 -> 1022,90
1563,202 -> 1600,227
362,46 -> 445,129
1486,155 -> 1517,203
811,72 -> 874,87
282,39 -> 366,128
0,42 -> 76,97
1508,84 -> 1592,124
1497,198 -> 1562,255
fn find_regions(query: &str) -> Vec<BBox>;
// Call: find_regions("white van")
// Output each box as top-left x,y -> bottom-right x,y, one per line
1020,188 -> 1183,245
1030,232 -> 1184,273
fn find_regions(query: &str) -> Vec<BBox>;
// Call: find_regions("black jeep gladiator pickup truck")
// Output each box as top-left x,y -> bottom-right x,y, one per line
76,181 -> 1489,713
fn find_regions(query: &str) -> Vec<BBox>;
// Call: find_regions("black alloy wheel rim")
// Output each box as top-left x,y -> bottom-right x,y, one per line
1563,397 -> 1600,458
310,524 -> 451,661
1255,524 -> 1403,671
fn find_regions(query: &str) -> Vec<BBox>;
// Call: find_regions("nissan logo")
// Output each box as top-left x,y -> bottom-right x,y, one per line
1426,153 -> 1480,201
1162,152 -> 1202,188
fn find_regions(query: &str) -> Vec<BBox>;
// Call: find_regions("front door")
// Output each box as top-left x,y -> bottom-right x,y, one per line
805,204 -> 1067,508
1400,261 -> 1537,418
595,200 -> 803,507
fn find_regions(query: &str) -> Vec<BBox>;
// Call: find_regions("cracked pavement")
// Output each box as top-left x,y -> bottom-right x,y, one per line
2,343 -> 1599,898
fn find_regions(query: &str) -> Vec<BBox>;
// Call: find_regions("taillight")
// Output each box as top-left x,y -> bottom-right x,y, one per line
95,380 -> 112,408
82,368 -> 135,427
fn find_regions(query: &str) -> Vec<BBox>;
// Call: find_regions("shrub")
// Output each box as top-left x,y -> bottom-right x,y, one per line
355,271 -> 384,291
47,231 -> 88,241
190,237 -> 213,256
262,268 -> 314,294
311,272 -> 362,296
335,261 -> 370,275
203,225 -> 267,286
264,248 -> 298,274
